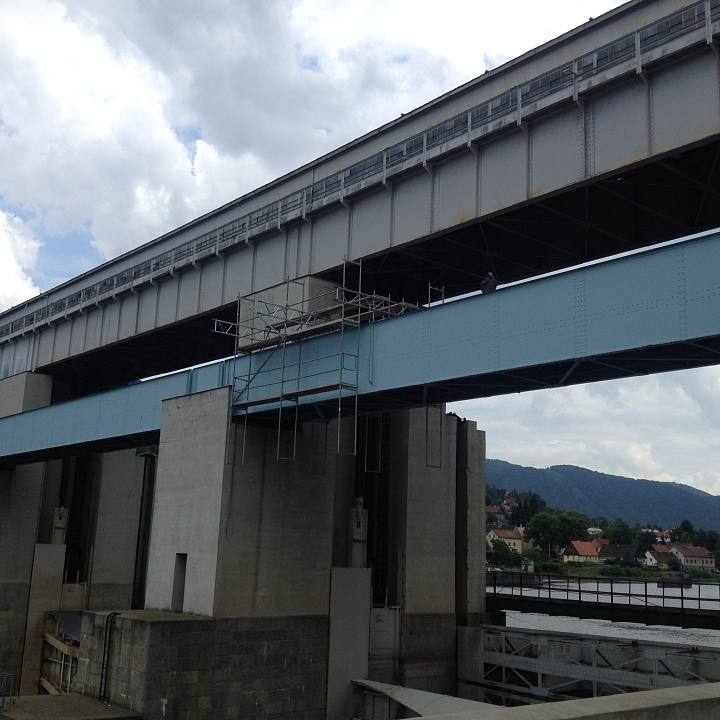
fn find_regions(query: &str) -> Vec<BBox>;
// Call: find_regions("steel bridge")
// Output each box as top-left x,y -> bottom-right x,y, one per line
486,572 -> 720,629
4,226 -> 720,463
2,0 -> 720,399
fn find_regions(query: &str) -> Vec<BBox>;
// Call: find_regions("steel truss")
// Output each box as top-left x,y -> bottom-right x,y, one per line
460,625 -> 720,706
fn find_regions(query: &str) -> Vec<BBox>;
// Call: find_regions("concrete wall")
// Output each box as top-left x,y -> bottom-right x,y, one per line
76,610 -> 329,720
0,372 -> 53,419
0,465 -> 46,684
19,543 -> 65,694
89,449 -> 145,610
214,420 -> 355,618
0,373 -> 53,686
145,387 -> 232,616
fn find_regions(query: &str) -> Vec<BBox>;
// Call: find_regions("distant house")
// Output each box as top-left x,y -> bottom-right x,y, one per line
644,550 -> 672,570
562,540 -> 600,563
487,528 -> 523,555
642,529 -> 673,544
501,491 -> 517,515
486,506 -> 504,529
587,527 -> 604,536
650,543 -> 671,554
599,544 -> 637,563
671,544 -> 716,571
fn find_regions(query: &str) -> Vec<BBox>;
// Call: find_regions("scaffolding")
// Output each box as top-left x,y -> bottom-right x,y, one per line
214,261 -> 420,461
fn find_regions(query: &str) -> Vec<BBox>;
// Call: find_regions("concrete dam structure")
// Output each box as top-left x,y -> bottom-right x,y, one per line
3,1 -> 720,718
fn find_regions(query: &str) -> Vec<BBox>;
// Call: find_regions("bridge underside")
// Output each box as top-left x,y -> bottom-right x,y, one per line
41,135 -> 720,399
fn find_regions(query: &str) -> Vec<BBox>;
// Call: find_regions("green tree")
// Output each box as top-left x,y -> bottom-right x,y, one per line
673,519 -> 697,544
636,531 -> 657,555
606,518 -> 635,545
489,539 -> 521,568
526,509 -> 590,557
509,491 -> 547,527
485,485 -> 506,506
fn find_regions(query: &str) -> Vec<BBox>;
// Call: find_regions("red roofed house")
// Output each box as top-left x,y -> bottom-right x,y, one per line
651,543 -> 671,554
486,505 -> 504,529
563,540 -> 601,564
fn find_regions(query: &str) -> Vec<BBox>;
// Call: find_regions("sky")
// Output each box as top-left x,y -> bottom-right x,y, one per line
2,0 -> 719,496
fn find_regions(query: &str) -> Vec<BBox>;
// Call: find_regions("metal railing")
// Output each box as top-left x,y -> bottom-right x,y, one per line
488,570 -> 720,613
1,0 -> 717,346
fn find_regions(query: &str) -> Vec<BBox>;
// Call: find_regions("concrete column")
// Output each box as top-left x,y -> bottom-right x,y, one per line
0,372 -> 53,418
394,407 -> 458,694
456,421 -> 486,626
380,408 -> 486,694
144,387 -> 233,615
0,372 -> 52,687
214,419 -> 355,617
89,449 -> 145,610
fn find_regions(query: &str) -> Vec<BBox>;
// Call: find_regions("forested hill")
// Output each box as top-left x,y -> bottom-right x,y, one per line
486,460 -> 720,531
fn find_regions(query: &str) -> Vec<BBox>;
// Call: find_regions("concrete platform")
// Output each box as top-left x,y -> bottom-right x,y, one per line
1,695 -> 139,720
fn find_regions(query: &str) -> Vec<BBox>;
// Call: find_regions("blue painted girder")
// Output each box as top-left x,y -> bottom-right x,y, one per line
2,230 -> 720,461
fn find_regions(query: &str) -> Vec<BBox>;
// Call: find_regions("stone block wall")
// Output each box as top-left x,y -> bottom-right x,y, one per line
76,611 -> 328,720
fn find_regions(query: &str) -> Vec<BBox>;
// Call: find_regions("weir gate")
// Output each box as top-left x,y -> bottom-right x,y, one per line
2,2 -> 720,719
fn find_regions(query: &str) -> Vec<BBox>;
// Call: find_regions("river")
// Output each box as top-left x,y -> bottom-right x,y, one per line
505,610 -> 720,647
495,576 -> 720,647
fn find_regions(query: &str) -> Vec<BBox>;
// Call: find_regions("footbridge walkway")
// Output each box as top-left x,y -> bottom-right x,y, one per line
487,571 -> 720,629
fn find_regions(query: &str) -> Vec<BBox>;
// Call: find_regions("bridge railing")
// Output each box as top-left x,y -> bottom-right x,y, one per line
2,0 -> 719,346
488,570 -> 720,613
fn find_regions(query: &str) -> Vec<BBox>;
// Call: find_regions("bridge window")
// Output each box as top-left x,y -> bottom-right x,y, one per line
311,173 -> 341,202
426,113 -> 468,148
99,278 -> 115,294
488,91 -> 516,120
280,191 -> 304,215
50,298 -> 67,315
248,202 -> 279,229
173,243 -> 193,262
344,154 -> 383,184
195,232 -> 217,255
115,270 -> 133,287
521,65 -> 574,104
640,6 -> 704,50
387,134 -> 423,166
595,35 -> 635,70
470,103 -> 489,128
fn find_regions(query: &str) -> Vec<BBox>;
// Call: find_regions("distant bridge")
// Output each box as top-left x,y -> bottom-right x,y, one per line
486,571 -> 720,629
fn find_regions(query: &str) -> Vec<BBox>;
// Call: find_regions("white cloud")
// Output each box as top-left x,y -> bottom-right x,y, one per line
0,212 -> 41,311
452,366 -> 720,494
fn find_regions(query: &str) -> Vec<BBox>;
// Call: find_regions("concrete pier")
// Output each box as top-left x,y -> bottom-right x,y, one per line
1,386 -> 480,720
